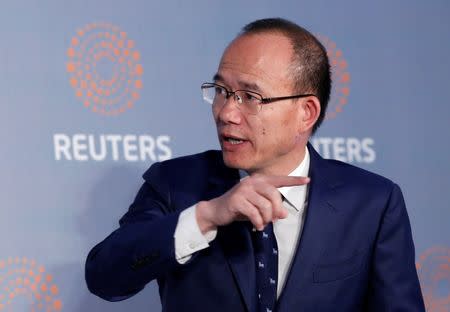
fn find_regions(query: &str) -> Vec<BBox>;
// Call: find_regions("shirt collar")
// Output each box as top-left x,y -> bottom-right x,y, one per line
278,146 -> 310,212
238,146 -> 310,212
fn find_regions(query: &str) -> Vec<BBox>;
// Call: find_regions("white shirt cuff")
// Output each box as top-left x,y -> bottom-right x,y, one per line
174,205 -> 217,264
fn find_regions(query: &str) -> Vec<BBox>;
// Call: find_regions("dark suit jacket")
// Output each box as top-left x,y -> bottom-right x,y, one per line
85,144 -> 425,311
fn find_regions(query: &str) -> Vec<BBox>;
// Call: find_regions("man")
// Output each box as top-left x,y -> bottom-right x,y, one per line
86,18 -> 425,311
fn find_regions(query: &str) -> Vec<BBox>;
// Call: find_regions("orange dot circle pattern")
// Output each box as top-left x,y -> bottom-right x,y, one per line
0,257 -> 62,311
317,35 -> 350,120
416,246 -> 450,312
67,22 -> 143,116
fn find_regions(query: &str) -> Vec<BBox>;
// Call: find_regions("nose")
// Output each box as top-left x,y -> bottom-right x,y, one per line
214,95 -> 242,125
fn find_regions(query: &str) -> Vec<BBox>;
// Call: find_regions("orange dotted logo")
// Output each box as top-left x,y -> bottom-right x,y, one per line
0,257 -> 62,311
317,35 -> 350,120
417,246 -> 450,311
66,22 -> 143,116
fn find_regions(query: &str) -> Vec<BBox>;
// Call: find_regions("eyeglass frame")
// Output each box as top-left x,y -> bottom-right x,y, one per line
201,82 -> 316,108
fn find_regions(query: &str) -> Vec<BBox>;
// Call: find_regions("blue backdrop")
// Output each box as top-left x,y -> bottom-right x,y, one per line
1,0 -> 449,311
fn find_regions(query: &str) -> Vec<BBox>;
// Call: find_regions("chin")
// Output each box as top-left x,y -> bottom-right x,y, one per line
222,153 -> 250,170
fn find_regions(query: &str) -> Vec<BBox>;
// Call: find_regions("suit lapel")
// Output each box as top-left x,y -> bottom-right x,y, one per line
276,144 -> 343,311
207,155 -> 255,312
218,222 -> 255,312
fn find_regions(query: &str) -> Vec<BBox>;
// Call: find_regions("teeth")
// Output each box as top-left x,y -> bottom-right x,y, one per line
227,138 -> 243,145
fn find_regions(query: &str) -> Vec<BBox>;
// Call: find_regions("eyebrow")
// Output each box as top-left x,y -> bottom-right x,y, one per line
212,73 -> 263,93
213,73 -> 223,83
239,81 -> 263,93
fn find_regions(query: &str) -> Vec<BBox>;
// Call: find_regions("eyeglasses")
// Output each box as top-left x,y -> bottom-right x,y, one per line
201,82 -> 316,115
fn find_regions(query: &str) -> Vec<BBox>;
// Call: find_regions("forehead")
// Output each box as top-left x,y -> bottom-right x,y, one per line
217,32 -> 294,92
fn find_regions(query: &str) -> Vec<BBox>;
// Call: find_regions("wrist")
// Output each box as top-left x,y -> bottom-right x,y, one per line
196,201 -> 217,234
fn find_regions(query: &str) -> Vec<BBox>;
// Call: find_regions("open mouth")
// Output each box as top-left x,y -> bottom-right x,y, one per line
221,134 -> 247,146
225,137 -> 244,145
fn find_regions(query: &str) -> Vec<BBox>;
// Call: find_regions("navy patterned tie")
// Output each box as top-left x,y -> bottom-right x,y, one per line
252,222 -> 278,312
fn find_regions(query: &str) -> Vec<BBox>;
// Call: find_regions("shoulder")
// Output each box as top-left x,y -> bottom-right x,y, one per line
318,157 -> 399,198
142,150 -> 224,181
329,158 -> 393,184
140,150 -> 238,207
316,159 -> 406,221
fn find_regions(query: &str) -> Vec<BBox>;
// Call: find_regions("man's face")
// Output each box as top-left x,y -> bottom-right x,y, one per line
213,32 -> 309,175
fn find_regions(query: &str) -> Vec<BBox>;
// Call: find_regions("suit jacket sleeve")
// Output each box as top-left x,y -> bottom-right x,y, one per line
85,161 -> 185,301
366,183 -> 425,311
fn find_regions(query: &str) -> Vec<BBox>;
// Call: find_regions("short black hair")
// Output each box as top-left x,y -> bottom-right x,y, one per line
240,18 -> 331,134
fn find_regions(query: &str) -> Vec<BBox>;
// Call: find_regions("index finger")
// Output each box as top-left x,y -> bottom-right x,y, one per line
264,175 -> 310,188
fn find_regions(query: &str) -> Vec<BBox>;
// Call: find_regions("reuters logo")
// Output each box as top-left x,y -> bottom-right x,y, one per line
0,257 -> 62,311
317,35 -> 350,120
66,22 -> 143,116
417,246 -> 450,311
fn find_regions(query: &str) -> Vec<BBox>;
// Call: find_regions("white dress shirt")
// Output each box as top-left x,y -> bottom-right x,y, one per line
174,147 -> 310,298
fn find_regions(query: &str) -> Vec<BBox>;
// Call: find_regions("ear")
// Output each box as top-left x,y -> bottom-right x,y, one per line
300,96 -> 321,133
